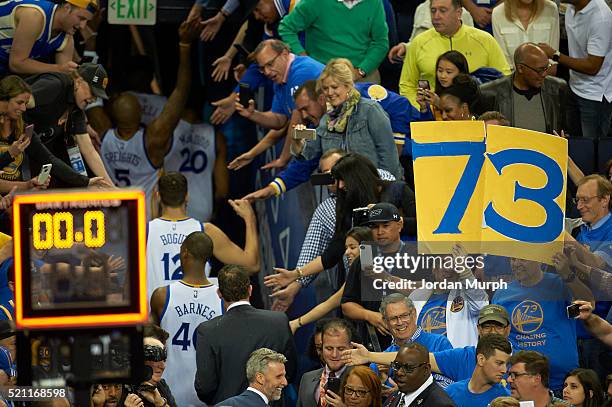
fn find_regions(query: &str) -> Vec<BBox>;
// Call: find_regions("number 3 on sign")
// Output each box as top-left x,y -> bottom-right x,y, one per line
411,122 -> 567,245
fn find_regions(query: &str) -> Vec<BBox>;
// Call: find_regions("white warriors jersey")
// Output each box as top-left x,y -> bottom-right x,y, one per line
129,92 -> 167,126
146,217 -> 214,301
165,120 -> 216,222
101,128 -> 160,220
160,280 -> 222,407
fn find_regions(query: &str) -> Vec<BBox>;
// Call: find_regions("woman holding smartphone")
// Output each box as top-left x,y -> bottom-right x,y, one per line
0,75 -> 107,193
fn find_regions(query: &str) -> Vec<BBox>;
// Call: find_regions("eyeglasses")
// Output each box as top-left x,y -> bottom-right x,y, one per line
520,63 -> 551,76
479,323 -> 507,333
258,53 -> 282,73
344,386 -> 370,398
390,361 -> 428,374
572,195 -> 600,205
508,371 -> 533,379
385,312 -> 412,324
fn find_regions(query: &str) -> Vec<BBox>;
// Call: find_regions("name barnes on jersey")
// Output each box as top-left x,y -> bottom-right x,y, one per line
174,301 -> 218,319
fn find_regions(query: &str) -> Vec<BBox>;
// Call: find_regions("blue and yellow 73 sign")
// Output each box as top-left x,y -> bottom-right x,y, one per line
411,121 -> 567,264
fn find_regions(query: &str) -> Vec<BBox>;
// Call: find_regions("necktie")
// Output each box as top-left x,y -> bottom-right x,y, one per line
397,394 -> 406,407
318,370 -> 328,407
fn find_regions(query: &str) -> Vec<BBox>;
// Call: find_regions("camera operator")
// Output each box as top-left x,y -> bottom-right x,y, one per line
123,335 -> 176,407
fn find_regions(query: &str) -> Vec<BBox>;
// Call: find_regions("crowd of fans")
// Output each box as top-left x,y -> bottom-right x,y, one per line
0,0 -> 609,405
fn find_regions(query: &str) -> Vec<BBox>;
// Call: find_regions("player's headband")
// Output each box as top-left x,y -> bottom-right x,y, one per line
65,0 -> 98,13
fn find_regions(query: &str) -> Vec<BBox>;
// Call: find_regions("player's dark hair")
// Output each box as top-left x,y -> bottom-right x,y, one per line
182,232 -> 214,265
158,172 -> 188,207
218,265 -> 250,302
476,334 -> 512,360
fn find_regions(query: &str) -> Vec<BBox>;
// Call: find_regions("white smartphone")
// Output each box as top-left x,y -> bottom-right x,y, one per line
360,244 -> 374,272
519,402 -> 535,407
37,163 -> 52,184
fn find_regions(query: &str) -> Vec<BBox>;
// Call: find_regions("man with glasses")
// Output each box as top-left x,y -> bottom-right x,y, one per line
234,39 -> 323,130
342,305 -> 511,383
506,350 -> 569,407
384,342 -> 456,407
372,293 -> 452,391
445,334 -> 511,407
481,42 -> 568,133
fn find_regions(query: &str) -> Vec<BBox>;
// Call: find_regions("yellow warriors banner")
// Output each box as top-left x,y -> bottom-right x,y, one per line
411,121 -> 567,264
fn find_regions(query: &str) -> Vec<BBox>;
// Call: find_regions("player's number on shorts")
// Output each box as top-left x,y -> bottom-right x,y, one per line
172,322 -> 198,351
179,148 -> 207,174
162,252 -> 182,280
114,169 -> 131,186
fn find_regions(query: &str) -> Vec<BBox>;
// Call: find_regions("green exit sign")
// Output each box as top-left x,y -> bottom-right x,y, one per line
108,0 -> 156,25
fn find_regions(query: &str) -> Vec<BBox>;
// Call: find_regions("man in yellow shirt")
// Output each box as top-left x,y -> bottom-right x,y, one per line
399,0 -> 511,108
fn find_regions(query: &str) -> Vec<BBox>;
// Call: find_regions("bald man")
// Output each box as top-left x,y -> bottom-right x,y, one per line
480,42 -> 569,134
101,21 -> 198,219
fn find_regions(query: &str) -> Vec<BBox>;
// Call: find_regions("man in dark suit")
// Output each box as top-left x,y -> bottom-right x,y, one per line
384,343 -> 456,407
297,319 -> 353,407
215,347 -> 288,407
194,265 -> 297,405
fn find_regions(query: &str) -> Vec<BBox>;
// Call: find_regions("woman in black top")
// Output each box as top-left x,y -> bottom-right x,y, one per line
264,153 -> 416,292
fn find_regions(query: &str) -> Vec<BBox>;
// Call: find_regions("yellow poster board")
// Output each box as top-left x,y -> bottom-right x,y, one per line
411,121 -> 567,264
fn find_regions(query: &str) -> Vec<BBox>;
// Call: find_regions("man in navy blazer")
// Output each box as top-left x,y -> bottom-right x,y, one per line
215,348 -> 288,407
195,265 -> 297,405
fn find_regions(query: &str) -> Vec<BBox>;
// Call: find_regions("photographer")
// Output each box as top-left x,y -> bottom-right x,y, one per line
123,335 -> 176,407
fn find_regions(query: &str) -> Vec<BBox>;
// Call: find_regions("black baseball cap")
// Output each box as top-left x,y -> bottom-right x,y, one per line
78,63 -> 109,99
368,202 -> 401,224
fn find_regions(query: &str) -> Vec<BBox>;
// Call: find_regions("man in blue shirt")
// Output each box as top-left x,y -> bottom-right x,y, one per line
492,257 -> 594,392
341,304 -> 512,383
445,334 -> 511,407
234,39 -> 324,130
373,293 -> 453,390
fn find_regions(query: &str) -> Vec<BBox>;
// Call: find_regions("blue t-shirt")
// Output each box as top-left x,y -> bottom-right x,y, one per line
446,379 -> 509,407
433,346 -> 476,382
270,56 -> 324,117
492,272 -> 578,391
418,293 -> 447,335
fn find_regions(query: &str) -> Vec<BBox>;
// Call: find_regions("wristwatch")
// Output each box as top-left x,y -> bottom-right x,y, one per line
357,68 -> 366,78
552,50 -> 561,62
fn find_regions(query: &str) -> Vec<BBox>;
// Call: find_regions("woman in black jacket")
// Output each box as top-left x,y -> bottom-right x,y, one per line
264,153 -> 416,293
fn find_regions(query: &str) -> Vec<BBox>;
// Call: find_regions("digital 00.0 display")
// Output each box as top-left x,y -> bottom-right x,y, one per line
12,189 -> 148,330
32,210 -> 106,250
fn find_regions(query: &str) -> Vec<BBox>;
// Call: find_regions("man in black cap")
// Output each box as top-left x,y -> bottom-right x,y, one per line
24,62 -> 113,188
341,202 -> 428,350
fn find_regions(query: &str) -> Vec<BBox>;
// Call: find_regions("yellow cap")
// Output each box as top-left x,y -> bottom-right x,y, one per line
65,0 -> 98,13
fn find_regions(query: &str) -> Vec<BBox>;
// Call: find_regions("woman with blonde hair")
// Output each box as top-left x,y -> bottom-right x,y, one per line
492,0 -> 559,69
292,58 -> 402,180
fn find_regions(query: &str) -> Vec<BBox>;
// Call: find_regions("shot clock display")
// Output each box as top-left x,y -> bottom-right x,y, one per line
12,189 -> 148,329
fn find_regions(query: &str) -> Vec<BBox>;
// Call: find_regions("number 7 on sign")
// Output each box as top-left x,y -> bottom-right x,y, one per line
412,140 -> 486,234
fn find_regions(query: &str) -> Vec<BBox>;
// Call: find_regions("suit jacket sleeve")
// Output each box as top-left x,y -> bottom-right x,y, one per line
281,313 -> 299,382
194,323 -> 218,404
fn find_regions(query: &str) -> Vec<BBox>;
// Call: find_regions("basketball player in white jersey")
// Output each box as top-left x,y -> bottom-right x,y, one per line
151,231 -> 222,407
146,172 -> 259,301
100,20 -> 199,220
165,107 -> 228,222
